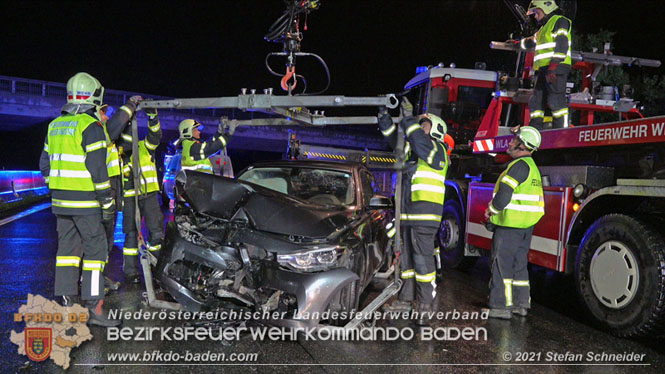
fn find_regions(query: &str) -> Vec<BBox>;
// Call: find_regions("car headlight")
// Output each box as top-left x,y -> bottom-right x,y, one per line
277,246 -> 340,272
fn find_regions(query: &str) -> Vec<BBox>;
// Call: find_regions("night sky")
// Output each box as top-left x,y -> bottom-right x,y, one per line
2,0 -> 663,98
1,0 -> 663,170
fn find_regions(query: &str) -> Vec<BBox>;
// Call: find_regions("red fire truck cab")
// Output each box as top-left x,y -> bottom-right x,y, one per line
404,45 -> 665,337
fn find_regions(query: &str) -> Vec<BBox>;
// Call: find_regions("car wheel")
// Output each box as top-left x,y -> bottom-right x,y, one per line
575,214 -> 665,337
438,200 -> 477,270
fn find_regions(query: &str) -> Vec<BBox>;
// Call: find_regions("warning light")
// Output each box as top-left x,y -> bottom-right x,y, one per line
416,66 -> 428,74
572,203 -> 580,212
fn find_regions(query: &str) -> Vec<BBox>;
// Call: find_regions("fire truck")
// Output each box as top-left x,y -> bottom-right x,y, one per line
404,40 -> 665,337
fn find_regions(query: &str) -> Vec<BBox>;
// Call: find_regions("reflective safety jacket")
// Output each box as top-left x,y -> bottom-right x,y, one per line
119,117 -> 162,197
489,157 -> 545,228
533,14 -> 572,70
180,132 -> 230,174
379,117 -> 449,228
40,112 -> 111,215
104,126 -> 121,178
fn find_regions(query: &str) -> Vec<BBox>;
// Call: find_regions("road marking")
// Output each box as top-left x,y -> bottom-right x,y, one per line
0,202 -> 51,227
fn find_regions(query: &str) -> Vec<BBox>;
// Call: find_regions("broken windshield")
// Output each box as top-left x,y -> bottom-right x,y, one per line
238,167 -> 355,206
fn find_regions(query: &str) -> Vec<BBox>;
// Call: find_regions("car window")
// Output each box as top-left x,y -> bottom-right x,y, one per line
360,171 -> 375,206
238,167 -> 355,206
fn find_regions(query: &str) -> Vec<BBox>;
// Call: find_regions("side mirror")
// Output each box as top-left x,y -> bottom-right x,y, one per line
369,195 -> 393,210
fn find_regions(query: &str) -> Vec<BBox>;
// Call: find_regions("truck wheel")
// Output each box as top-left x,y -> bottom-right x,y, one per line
575,214 -> 665,337
438,201 -> 477,270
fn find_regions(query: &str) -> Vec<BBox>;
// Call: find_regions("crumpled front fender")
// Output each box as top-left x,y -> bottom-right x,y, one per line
260,263 -> 358,327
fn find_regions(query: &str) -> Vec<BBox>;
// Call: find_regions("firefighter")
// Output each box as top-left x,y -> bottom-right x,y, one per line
177,117 -> 237,174
118,108 -> 162,284
484,127 -> 545,319
378,105 -> 450,326
522,0 -> 572,129
98,104 -> 122,293
39,72 -> 139,327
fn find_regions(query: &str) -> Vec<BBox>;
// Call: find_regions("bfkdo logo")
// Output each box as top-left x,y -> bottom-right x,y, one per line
25,328 -> 52,362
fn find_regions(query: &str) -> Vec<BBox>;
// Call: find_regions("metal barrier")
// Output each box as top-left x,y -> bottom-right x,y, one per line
0,171 -> 49,208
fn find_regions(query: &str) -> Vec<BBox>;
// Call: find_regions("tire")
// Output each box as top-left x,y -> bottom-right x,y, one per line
437,200 -> 477,270
575,214 -> 665,337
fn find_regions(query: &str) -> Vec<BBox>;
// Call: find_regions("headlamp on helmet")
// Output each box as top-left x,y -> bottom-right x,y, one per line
66,72 -> 104,107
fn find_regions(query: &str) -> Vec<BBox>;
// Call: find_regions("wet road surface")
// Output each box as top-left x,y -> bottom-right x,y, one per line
1,202 -> 664,373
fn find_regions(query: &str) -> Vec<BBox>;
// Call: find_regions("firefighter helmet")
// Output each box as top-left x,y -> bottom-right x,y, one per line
517,126 -> 542,151
527,0 -> 558,16
178,119 -> 202,139
66,72 -> 104,106
424,113 -> 447,143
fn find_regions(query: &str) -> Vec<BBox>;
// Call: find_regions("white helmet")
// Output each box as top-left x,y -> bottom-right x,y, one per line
66,72 -> 104,106
423,113 -> 447,143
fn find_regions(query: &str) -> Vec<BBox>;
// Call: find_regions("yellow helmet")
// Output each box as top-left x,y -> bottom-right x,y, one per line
178,119 -> 202,139
66,72 -> 104,106
527,0 -> 558,16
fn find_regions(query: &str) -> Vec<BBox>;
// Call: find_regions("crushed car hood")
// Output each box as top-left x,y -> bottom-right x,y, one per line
176,171 -> 352,238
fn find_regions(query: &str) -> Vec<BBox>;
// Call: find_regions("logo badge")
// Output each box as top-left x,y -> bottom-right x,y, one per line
25,328 -> 52,362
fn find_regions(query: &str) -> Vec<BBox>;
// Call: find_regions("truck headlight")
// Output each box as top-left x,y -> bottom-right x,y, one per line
277,246 -> 340,272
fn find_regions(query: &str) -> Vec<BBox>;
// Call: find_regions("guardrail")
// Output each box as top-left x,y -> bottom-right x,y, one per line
0,75 -> 230,118
0,171 -> 49,211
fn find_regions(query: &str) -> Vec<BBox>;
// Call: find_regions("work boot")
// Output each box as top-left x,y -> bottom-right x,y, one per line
126,273 -> 141,285
382,299 -> 413,313
104,276 -> 121,293
415,303 -> 433,326
84,299 -> 121,327
61,295 -> 79,307
512,307 -> 528,317
488,308 -> 512,320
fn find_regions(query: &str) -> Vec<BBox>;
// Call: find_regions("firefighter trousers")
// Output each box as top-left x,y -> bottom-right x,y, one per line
529,68 -> 569,129
54,214 -> 107,300
122,192 -> 164,275
102,175 -> 122,254
489,225 -> 534,309
398,226 -> 438,305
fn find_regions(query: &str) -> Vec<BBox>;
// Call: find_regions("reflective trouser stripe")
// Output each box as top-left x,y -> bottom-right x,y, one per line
415,271 -> 436,283
123,247 -> 139,256
82,260 -> 105,271
56,256 -> 81,267
401,269 -> 415,279
82,260 -> 105,298
513,280 -> 530,287
148,244 -> 161,252
530,110 -> 544,119
504,279 -> 513,307
52,199 -> 100,208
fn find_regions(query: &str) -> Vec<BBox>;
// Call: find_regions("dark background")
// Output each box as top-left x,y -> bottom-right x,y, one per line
1,0 -> 663,170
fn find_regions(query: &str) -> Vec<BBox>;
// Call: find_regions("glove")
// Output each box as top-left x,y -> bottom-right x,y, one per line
143,98 -> 158,119
545,63 -> 558,84
400,97 -> 413,117
128,95 -> 143,105
100,197 -> 116,223
145,107 -> 158,119
122,95 -> 143,114
377,110 -> 393,131
217,116 -> 228,134
219,118 -> 239,136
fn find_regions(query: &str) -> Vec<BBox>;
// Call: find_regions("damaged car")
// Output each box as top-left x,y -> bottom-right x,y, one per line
156,160 -> 394,327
